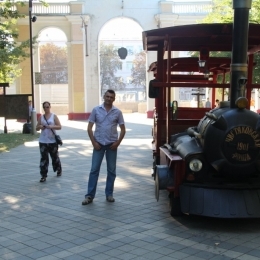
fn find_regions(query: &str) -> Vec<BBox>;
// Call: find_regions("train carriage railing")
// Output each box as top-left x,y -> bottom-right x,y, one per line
143,0 -> 260,218
143,24 -> 260,161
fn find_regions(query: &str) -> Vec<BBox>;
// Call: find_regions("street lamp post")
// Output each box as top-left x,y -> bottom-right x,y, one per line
29,0 -> 34,109
29,0 -> 37,134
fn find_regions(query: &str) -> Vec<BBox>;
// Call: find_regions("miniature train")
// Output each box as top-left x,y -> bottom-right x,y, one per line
143,0 -> 260,218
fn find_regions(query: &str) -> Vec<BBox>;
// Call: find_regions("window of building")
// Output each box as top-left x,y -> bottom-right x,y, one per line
126,46 -> 134,55
126,61 -> 133,70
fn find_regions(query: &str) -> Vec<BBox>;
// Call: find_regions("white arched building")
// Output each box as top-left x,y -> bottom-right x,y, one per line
14,0 -> 212,119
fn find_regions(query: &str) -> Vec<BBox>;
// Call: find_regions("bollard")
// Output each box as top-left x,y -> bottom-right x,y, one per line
31,109 -> 37,135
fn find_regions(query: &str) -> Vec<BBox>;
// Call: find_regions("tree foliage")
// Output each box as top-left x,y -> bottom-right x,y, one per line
0,0 -> 32,83
99,41 -> 124,92
203,0 -> 260,24
200,0 -> 260,84
131,51 -> 146,89
40,43 -> 68,84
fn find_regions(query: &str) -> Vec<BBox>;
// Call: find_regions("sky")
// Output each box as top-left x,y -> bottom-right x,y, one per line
38,28 -> 67,45
100,18 -> 143,40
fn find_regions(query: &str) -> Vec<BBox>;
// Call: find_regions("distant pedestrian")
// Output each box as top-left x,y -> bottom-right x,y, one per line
82,89 -> 126,205
36,101 -> 62,182
190,97 -> 197,108
27,100 -> 32,123
205,98 -> 211,108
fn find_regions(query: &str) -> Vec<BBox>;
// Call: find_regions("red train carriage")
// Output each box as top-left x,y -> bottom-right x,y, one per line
143,0 -> 260,218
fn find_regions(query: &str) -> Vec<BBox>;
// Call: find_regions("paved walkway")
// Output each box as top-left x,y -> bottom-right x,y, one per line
1,113 -> 260,260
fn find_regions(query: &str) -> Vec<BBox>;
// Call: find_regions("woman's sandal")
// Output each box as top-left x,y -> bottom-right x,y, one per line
40,177 -> 46,182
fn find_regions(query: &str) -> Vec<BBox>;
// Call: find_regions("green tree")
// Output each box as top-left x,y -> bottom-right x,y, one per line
0,0 -> 33,83
198,0 -> 260,84
40,43 -> 68,84
202,0 -> 232,23
131,51 -> 146,89
203,0 -> 260,24
99,41 -> 124,93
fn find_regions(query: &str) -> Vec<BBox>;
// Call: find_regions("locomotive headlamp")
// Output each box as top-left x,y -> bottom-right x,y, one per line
238,77 -> 247,86
189,159 -> 202,172
235,97 -> 248,109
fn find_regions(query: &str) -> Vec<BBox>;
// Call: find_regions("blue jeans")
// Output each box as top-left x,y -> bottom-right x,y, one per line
85,143 -> 117,198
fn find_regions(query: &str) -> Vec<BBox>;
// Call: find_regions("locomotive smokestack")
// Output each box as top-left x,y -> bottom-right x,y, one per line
230,0 -> 252,108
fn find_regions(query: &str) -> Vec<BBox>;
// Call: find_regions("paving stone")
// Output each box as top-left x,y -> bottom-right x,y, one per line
1,114 -> 260,260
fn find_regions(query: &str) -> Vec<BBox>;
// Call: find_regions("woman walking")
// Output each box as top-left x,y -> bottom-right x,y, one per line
36,101 -> 62,182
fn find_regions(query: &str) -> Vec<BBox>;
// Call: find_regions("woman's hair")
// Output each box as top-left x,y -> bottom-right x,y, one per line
42,101 -> 51,108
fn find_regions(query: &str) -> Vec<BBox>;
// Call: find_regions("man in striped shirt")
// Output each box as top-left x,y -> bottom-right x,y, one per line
82,89 -> 126,205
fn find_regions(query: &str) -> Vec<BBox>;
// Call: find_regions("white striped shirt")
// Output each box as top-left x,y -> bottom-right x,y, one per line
89,104 -> 124,145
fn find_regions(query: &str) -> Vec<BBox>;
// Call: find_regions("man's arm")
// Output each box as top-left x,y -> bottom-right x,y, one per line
110,124 -> 126,150
87,122 -> 101,150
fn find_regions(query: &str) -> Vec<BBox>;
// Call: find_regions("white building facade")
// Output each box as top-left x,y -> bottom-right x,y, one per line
14,0 -> 212,118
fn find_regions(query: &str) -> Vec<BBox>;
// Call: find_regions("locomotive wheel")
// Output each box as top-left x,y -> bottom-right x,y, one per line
152,156 -> 160,180
169,193 -> 182,216
155,170 -> 159,201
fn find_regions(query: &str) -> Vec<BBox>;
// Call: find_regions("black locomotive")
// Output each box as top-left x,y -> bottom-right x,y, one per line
143,0 -> 260,217
172,98 -> 260,217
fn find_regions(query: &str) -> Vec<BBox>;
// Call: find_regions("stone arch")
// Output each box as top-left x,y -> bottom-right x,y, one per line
38,26 -> 68,42
98,17 -> 146,112
99,16 -> 144,40
14,1 -> 210,119
36,27 -> 69,115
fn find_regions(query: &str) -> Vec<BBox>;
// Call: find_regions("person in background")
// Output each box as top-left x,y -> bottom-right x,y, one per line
205,98 -> 211,108
36,101 -> 62,182
82,89 -> 126,205
27,100 -> 33,123
215,99 -> 220,107
190,97 -> 197,108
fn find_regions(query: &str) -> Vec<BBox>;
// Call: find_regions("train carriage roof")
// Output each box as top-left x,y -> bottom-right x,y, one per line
143,23 -> 260,53
147,57 -> 232,74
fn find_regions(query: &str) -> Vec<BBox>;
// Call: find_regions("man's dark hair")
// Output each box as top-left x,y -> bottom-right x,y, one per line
105,89 -> 116,96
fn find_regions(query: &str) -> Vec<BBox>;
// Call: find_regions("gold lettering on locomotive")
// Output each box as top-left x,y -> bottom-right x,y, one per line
232,153 -> 251,161
225,126 -> 260,162
237,142 -> 249,151
226,126 -> 260,146
255,139 -> 260,147
234,127 -> 241,135
225,131 -> 235,142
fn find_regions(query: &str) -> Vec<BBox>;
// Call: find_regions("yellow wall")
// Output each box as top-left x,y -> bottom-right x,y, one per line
19,58 -> 32,94
17,25 -> 29,41
71,44 -> 85,112
70,3 -> 84,14
17,24 -> 31,94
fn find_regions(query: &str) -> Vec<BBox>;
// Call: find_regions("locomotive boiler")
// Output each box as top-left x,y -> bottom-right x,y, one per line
143,0 -> 260,218
171,98 -> 260,218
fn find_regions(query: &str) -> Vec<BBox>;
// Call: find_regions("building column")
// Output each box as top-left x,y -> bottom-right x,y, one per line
66,16 -> 88,120
33,43 -> 41,114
